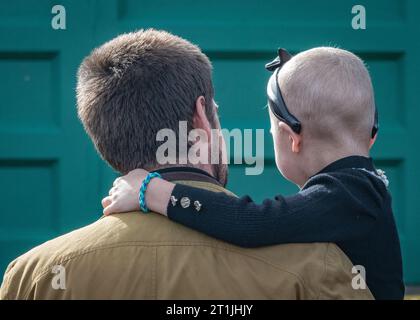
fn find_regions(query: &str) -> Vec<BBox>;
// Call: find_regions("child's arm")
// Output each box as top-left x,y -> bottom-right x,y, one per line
102,169 -> 174,216
103,169 -> 377,248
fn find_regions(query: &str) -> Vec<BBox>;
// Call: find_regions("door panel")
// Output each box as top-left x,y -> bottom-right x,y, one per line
0,0 -> 99,276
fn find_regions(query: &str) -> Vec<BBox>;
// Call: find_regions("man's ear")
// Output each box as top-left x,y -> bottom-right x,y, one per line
278,122 -> 302,153
193,96 -> 212,138
369,133 -> 377,149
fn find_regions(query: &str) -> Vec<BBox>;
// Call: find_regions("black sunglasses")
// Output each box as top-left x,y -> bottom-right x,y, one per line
265,48 -> 379,138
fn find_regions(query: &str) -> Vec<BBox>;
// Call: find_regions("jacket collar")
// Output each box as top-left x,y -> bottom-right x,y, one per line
154,167 -> 223,187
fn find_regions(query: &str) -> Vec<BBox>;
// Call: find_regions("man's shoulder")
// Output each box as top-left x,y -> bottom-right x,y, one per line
0,212 -> 373,299
1,213 -> 168,272
0,212 -> 237,299
0,213 -> 149,299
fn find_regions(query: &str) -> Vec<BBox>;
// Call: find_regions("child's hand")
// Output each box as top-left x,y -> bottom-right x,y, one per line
102,169 -> 149,215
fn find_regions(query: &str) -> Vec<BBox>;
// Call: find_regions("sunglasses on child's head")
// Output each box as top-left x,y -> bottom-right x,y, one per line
265,48 -> 379,138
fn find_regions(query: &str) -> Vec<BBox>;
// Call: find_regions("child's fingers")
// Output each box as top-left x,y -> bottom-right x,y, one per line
101,196 -> 112,209
113,177 -> 122,187
109,186 -> 117,196
103,202 -> 118,216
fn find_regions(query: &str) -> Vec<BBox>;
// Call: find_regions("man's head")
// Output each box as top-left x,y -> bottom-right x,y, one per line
77,29 -> 227,185
269,47 -> 376,185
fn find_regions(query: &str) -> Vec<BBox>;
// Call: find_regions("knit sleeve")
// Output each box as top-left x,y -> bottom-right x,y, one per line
167,173 -> 377,247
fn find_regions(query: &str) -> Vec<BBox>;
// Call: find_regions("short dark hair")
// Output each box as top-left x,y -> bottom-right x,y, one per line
77,29 -> 215,173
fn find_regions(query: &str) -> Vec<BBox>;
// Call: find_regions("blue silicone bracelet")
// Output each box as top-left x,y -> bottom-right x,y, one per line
139,172 -> 162,213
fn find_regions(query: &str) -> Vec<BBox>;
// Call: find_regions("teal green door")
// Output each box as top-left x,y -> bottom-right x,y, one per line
1,0 -> 419,287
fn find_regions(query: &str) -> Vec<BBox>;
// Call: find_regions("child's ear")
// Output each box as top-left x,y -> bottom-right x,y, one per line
278,122 -> 302,153
290,132 -> 302,153
369,133 -> 377,149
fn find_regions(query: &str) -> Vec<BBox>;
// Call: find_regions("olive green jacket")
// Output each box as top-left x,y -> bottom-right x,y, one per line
0,179 -> 373,300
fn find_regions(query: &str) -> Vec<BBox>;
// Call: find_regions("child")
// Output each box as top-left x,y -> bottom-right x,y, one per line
102,47 -> 404,300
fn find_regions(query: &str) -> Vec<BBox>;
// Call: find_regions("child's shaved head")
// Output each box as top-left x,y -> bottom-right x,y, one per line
278,47 -> 375,149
